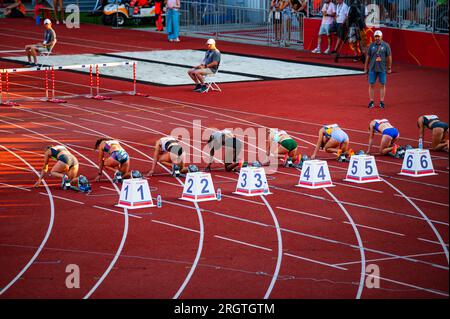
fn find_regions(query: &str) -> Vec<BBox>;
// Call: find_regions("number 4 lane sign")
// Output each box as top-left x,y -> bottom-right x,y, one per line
399,149 -> 437,177
296,160 -> 334,189
117,178 -> 155,209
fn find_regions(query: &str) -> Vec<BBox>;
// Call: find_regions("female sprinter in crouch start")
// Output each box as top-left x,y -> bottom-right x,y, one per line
94,138 -> 131,182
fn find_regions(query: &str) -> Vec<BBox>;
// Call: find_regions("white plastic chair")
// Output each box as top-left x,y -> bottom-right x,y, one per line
39,39 -> 57,67
203,66 -> 222,93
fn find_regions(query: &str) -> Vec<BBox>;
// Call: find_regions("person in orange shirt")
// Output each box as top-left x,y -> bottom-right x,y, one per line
3,0 -> 26,18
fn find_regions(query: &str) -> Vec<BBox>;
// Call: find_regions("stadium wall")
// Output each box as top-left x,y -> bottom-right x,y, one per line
303,18 -> 449,70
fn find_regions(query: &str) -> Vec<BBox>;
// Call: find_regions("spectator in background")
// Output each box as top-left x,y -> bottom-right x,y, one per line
280,0 -> 292,46
166,0 -> 180,42
155,0 -> 164,31
311,0 -> 336,54
293,0 -> 308,15
53,0 -> 64,24
270,0 -> 284,43
364,30 -> 392,109
332,0 -> 349,53
2,0 -> 26,18
347,0 -> 367,61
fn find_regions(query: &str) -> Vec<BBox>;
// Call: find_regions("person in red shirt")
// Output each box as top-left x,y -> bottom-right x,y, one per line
155,0 -> 164,31
130,0 -> 149,14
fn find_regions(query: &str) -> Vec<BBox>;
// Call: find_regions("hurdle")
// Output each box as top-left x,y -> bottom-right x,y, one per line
0,60 -> 145,106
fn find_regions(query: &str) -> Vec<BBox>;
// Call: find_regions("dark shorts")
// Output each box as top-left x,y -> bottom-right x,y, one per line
58,154 -> 79,169
382,127 -> 399,140
110,150 -> 129,165
336,23 -> 346,40
224,137 -> 242,164
168,144 -> 183,157
280,138 -> 298,152
431,121 -> 449,132
369,70 -> 387,85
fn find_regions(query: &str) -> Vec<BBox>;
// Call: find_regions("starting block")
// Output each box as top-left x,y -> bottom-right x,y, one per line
344,155 -> 381,183
180,172 -> 217,202
399,149 -> 437,177
117,178 -> 155,209
234,166 -> 272,196
296,160 -> 334,189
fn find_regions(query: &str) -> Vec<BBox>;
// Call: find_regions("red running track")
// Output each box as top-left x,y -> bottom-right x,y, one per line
0,18 -> 448,299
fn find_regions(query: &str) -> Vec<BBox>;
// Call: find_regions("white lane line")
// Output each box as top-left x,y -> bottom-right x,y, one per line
393,194 -> 449,207
65,143 -> 93,151
30,122 -> 66,130
79,118 -> 115,126
39,192 -> 85,205
125,114 -> 162,122
335,251 -> 446,266
260,195 -> 283,300
59,103 -> 207,301
39,110 -> 73,118
151,219 -> 200,233
1,115 -> 24,122
0,182 -> 31,192
0,145 -> 55,296
276,206 -> 333,221
172,110 -> 209,118
149,95 -> 450,187
0,129 -> 14,134
324,188 -> 365,299
271,184 -> 448,226
147,95 -> 431,145
0,117 -> 130,300
284,253 -> 348,271
214,235 -> 272,252
369,274 -> 449,297
382,178 -> 449,265
342,221 -> 405,237
100,186 -> 117,192
418,238 -> 450,247
93,205 -> 140,220
121,126 -> 151,133
0,163 -> 33,172
11,148 -> 44,156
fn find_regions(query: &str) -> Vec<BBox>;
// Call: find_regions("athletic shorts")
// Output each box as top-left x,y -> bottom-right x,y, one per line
110,150 -> 129,165
330,129 -> 349,144
280,138 -> 298,152
382,127 -> 399,139
224,137 -> 242,164
58,154 -> 78,169
168,144 -> 183,157
368,70 -> 387,85
319,24 -> 332,36
431,121 -> 449,132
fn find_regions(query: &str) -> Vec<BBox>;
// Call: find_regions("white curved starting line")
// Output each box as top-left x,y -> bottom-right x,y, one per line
0,118 -> 128,299
323,188 -> 366,299
16,104 -> 205,299
381,178 -> 449,264
260,195 -> 283,299
0,145 -> 55,296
